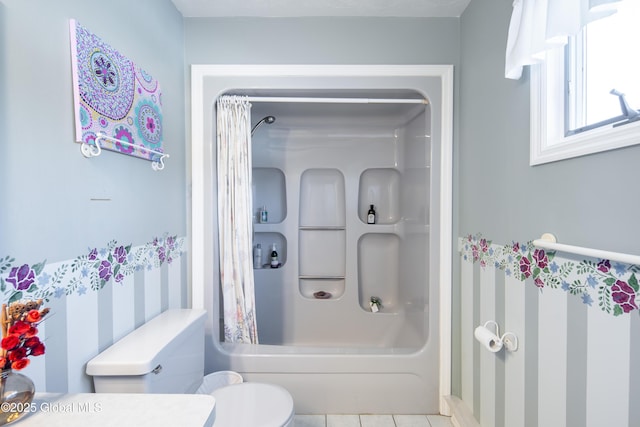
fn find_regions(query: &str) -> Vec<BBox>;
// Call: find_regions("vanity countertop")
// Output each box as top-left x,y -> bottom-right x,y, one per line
11,392 -> 216,427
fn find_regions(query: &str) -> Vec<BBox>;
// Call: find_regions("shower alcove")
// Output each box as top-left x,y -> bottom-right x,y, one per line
191,65 -> 453,415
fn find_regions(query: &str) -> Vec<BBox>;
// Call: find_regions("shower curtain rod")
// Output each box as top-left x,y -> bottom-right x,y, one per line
243,96 -> 429,105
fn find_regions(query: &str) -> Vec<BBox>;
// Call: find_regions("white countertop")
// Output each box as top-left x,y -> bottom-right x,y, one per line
12,393 -> 216,427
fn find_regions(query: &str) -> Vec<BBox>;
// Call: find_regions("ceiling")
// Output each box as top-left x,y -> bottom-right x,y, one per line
171,0 -> 472,18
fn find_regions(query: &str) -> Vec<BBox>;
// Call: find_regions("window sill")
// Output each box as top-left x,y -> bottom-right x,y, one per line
530,118 -> 640,165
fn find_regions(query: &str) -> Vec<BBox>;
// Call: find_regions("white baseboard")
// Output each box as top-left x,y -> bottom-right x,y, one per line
443,395 -> 480,427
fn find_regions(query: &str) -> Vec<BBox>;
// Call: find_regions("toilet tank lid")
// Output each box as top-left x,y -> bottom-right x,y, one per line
86,309 -> 206,376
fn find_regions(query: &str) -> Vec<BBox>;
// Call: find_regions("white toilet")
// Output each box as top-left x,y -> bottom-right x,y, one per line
86,309 -> 295,427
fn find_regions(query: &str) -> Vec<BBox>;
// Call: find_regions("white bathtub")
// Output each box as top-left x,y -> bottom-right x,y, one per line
208,312 -> 440,414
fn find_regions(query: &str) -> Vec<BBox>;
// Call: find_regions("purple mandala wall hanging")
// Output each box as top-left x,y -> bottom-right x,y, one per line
69,19 -> 164,162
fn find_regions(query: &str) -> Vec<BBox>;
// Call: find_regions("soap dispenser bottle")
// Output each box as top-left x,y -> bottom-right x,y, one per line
270,243 -> 279,268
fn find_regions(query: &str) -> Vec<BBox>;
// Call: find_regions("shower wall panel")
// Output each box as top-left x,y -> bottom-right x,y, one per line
399,106 -> 431,318
250,100 -> 430,347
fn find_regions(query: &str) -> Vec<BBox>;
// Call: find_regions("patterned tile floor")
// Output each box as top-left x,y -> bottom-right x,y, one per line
294,414 -> 454,427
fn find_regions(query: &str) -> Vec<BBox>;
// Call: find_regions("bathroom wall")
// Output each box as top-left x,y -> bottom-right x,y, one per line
0,0 -> 187,392
457,0 -> 640,425
184,17 -> 460,65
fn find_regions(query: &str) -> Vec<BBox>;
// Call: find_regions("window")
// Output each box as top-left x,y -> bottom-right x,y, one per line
530,0 -> 640,165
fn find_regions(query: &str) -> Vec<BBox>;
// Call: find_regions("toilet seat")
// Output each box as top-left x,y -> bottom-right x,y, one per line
212,382 -> 295,427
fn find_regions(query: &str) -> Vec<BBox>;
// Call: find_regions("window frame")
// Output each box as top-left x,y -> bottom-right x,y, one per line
530,45 -> 640,166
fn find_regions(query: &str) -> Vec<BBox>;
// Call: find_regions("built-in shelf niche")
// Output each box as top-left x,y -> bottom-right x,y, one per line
299,278 -> 345,300
253,232 -> 286,269
299,168 -> 345,227
298,229 -> 345,277
253,167 -> 286,224
358,233 -> 400,312
298,168 -> 345,299
358,168 -> 401,225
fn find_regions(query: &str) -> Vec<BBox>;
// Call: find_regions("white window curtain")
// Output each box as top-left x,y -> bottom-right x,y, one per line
505,0 -> 620,79
216,96 -> 259,344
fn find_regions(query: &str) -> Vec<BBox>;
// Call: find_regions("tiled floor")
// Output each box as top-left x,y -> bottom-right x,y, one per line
294,414 -> 454,427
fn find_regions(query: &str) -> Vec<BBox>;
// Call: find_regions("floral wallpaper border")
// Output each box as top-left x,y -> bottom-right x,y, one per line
460,234 -> 640,317
0,234 -> 184,303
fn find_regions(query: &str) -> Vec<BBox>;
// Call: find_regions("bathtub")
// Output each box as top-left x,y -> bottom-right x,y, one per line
191,65 -> 453,416
208,310 -> 440,414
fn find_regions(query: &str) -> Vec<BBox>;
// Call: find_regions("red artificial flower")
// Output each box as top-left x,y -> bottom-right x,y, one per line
1,335 -> 20,351
24,310 -> 40,323
8,348 -> 27,361
1,301 -> 48,369
11,359 -> 29,370
8,321 -> 31,335
30,343 -> 45,357
23,337 -> 41,348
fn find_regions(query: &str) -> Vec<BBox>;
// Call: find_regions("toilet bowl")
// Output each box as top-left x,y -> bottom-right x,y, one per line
86,309 -> 295,427
212,383 -> 294,427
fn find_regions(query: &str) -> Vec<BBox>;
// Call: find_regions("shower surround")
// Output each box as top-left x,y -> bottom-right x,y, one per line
250,97 -> 430,349
190,65 -> 453,414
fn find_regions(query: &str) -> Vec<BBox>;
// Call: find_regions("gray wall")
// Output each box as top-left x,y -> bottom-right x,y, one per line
0,0 -> 186,263
0,0 -> 187,392
185,17 -> 460,65
459,0 -> 640,253
457,0 -> 640,425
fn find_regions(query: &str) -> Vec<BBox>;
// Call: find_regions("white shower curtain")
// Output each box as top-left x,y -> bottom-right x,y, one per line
216,96 -> 258,344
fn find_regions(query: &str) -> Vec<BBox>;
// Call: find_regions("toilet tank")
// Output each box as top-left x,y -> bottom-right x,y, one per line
86,309 -> 206,394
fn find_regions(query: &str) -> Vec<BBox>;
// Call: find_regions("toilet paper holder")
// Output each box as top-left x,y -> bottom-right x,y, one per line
474,320 -> 518,352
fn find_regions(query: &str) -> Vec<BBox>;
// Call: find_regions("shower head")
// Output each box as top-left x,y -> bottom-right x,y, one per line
251,116 -> 276,136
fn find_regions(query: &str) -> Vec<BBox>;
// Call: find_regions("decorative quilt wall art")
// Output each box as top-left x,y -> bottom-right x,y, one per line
69,20 -> 165,164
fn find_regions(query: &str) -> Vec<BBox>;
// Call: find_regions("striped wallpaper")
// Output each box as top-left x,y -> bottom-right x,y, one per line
0,235 -> 189,393
458,235 -> 638,427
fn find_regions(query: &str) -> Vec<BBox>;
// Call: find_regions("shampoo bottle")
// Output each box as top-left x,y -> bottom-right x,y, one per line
253,244 -> 262,269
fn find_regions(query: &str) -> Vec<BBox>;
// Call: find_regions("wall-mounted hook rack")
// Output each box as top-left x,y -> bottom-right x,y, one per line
80,133 -> 169,171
